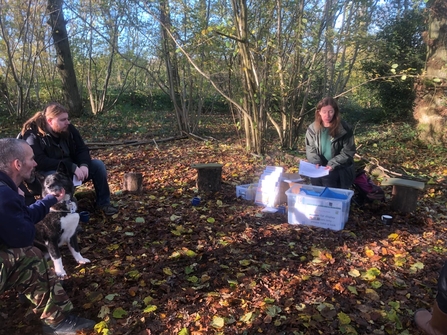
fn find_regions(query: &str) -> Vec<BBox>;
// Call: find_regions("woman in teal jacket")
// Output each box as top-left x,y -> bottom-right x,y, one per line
305,97 -> 356,189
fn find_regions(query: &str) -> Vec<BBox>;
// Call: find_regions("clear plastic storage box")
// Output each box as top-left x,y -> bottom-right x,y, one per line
286,184 -> 354,231
236,183 -> 258,201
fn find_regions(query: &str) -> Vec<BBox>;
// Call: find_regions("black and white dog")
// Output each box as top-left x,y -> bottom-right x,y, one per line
34,164 -> 90,278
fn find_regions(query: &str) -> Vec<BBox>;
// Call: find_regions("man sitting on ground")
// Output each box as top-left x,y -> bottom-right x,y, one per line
20,102 -> 118,215
0,138 -> 95,334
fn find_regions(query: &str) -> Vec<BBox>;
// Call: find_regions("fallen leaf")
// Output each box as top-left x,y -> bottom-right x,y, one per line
113,307 -> 128,319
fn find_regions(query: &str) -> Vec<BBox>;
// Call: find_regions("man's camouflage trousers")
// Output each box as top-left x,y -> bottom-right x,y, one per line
0,245 -> 73,326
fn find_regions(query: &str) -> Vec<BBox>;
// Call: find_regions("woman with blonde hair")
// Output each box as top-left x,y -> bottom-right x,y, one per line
20,102 -> 118,215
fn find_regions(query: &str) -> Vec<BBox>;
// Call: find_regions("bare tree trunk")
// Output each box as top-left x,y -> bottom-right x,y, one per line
159,0 -> 189,134
0,0 -> 39,118
231,0 -> 263,154
323,0 -> 336,96
87,9 -> 96,116
275,0 -> 286,146
47,0 -> 82,116
414,0 -> 447,143
97,19 -> 118,114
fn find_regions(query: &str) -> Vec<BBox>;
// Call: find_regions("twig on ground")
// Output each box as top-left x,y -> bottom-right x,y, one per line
182,131 -> 209,141
204,135 -> 218,141
87,136 -> 186,150
355,153 -> 402,177
153,139 -> 159,150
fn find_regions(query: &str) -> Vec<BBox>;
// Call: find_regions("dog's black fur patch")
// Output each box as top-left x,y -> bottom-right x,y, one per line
34,164 -> 90,278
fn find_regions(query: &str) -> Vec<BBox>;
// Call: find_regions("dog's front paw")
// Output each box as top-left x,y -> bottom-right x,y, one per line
56,270 -> 68,279
78,257 -> 91,264
53,258 -> 67,278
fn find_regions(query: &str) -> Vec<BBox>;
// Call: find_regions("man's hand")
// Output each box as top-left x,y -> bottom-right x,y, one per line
52,188 -> 66,202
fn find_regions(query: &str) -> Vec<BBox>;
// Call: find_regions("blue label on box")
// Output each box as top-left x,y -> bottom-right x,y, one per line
299,197 -> 342,210
295,197 -> 343,229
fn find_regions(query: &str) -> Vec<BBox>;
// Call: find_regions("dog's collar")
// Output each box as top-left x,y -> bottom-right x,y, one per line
51,200 -> 77,214
50,209 -> 74,214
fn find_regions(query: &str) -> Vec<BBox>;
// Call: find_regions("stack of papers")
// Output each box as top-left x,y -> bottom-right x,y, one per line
254,166 -> 283,207
298,160 -> 329,178
73,176 -> 82,187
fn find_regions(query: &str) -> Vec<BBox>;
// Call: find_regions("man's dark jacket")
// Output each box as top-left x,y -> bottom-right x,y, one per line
0,171 -> 57,248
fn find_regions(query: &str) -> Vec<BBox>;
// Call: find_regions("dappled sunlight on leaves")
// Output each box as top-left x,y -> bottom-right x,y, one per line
1,121 -> 446,334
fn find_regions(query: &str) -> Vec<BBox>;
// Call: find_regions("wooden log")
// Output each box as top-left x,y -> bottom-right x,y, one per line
381,177 -> 425,213
381,177 -> 425,190
191,163 -> 223,193
123,172 -> 143,193
391,185 -> 420,213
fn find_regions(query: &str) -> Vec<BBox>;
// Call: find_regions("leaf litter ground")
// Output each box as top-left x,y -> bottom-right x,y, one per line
1,129 -> 447,335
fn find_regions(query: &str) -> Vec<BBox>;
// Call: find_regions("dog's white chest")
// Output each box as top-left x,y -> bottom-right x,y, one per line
59,213 -> 80,246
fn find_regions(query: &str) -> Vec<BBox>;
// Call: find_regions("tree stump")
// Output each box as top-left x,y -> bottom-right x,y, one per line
191,163 -> 223,193
122,172 -> 143,194
391,185 -> 420,213
381,178 -> 425,213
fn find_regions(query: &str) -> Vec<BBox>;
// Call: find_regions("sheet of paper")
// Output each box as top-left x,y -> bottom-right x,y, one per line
283,178 -> 305,183
73,175 -> 82,187
299,160 -> 329,178
261,207 -> 278,213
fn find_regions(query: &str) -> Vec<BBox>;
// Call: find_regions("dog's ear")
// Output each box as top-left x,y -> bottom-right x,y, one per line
56,161 -> 71,177
35,171 -> 45,184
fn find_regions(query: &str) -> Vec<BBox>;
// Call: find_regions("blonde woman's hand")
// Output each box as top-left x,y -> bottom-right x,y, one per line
79,166 -> 89,180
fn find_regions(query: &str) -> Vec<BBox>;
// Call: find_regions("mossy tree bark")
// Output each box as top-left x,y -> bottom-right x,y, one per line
414,0 -> 447,143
